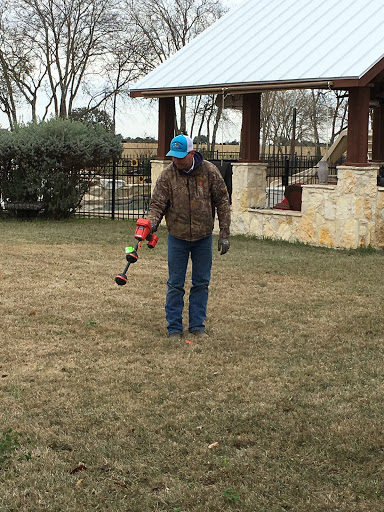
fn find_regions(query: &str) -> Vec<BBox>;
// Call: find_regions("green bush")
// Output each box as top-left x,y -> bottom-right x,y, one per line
0,119 -> 123,219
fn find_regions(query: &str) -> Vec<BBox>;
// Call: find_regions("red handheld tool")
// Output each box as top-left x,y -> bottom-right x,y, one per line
115,219 -> 158,286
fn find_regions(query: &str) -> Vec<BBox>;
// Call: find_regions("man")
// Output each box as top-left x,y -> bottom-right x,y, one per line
147,134 -> 231,339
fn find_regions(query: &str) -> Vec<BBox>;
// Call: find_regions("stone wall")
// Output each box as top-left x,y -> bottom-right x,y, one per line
151,159 -> 384,250
375,187 -> 384,247
300,167 -> 380,249
231,163 -> 384,250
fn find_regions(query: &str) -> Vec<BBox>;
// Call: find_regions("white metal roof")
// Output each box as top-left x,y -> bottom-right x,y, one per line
130,0 -> 384,97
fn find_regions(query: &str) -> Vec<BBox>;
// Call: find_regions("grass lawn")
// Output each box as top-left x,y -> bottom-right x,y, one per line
1,217 -> 384,511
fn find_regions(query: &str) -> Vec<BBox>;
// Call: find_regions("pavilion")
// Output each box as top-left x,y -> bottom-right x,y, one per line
129,0 -> 384,249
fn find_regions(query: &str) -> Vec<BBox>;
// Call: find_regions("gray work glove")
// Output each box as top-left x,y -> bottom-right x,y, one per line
218,237 -> 230,255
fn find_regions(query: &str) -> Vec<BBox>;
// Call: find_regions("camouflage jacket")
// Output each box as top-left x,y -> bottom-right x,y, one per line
147,153 -> 231,241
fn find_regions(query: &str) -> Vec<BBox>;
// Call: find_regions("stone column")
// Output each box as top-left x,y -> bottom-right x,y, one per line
335,165 -> 379,248
231,162 -> 267,234
149,160 -> 170,228
150,160 -> 169,194
300,165 -> 381,249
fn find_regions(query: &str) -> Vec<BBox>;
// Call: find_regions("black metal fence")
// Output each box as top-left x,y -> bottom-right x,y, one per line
75,152 -> 342,218
201,150 -> 240,161
209,159 -> 236,204
209,153 -> 343,209
263,154 -> 342,208
264,154 -> 320,208
77,153 -> 238,218
76,157 -> 151,220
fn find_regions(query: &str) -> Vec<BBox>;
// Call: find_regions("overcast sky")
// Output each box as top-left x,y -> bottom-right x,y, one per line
0,0 -> 244,140
117,0 -> 244,139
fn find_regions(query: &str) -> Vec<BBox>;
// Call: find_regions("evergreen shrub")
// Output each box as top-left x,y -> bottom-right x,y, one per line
0,119 -> 123,218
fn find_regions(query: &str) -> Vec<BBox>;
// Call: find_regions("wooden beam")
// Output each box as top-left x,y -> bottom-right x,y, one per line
344,87 -> 370,166
371,104 -> 384,162
360,55 -> 384,87
332,79 -> 362,89
130,80 -> 334,99
157,97 -> 175,160
240,93 -> 261,162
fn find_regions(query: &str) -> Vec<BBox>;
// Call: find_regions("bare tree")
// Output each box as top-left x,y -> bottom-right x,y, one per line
126,0 -> 226,137
260,89 -> 339,157
10,0 -> 122,119
0,58 -> 18,129
188,96 -> 202,140
308,90 -> 324,157
0,0 -> 227,137
328,90 -> 348,143
127,0 -> 225,67
0,1 -> 21,128
261,90 -> 299,155
260,91 -> 277,155
83,29 -> 145,132
0,0 -> 146,130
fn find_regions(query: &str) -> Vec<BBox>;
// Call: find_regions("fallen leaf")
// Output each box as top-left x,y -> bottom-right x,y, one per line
75,479 -> 83,487
70,464 -> 87,474
28,311 -> 36,317
114,480 -> 127,488
208,442 -> 219,449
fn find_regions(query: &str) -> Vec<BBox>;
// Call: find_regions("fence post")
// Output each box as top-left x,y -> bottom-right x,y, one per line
282,156 -> 290,187
111,159 -> 116,220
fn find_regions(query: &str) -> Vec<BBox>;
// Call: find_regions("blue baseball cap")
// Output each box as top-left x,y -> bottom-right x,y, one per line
166,135 -> 194,158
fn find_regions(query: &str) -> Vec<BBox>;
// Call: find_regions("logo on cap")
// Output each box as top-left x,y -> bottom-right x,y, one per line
166,134 -> 193,158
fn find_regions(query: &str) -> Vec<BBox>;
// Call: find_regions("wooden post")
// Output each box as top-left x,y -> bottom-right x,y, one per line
240,93 -> 261,162
371,103 -> 384,162
157,97 -> 175,160
344,87 -> 370,166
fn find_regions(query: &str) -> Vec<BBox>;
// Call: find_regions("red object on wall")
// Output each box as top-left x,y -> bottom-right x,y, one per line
273,184 -> 303,211
273,198 -> 290,209
284,184 -> 302,211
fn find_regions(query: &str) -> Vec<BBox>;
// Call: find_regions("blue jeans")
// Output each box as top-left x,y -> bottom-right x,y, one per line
166,234 -> 212,334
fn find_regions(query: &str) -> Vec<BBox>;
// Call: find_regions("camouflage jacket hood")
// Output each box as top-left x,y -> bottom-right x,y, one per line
148,152 -> 231,241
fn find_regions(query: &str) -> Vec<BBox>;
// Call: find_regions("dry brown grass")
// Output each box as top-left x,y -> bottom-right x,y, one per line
1,217 -> 384,512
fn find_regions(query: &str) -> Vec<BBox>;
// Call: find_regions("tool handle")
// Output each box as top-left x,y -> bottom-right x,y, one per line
122,261 -> 131,274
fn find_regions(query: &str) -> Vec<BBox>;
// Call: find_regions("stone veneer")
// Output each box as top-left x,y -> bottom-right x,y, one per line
149,160 -> 169,228
300,166 -> 380,249
150,160 -> 169,194
375,186 -> 384,247
231,162 -> 384,250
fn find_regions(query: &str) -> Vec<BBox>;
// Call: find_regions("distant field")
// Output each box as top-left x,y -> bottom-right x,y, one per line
122,142 -> 327,158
